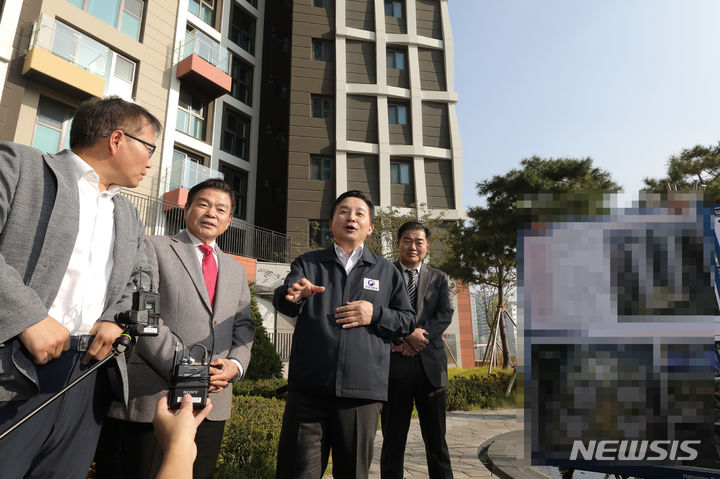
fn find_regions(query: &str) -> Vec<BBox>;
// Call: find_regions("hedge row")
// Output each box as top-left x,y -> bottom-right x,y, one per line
217,371 -> 517,476
217,395 -> 285,478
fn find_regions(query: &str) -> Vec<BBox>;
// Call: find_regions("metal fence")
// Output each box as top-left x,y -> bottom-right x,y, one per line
122,190 -> 292,263
271,331 -> 293,361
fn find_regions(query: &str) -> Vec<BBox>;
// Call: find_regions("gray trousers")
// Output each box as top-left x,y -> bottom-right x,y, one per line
276,391 -> 383,479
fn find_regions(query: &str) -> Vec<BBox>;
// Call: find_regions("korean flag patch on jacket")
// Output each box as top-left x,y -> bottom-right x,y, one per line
364,278 -> 379,291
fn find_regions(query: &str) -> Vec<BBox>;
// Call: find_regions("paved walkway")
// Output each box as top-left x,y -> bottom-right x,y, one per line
368,409 -> 531,479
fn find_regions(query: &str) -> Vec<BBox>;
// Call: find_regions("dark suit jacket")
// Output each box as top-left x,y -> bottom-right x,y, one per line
0,143 -> 150,401
274,245 -> 415,401
108,231 -> 255,422
390,262 -> 453,388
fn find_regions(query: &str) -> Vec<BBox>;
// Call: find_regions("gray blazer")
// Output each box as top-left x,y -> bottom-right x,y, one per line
108,230 -> 255,422
0,143 -> 151,401
390,262 -> 454,388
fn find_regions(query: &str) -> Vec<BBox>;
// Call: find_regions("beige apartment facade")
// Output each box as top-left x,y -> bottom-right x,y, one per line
0,0 -> 178,198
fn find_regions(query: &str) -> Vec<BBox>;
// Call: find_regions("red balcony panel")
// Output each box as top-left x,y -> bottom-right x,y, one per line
176,54 -> 231,100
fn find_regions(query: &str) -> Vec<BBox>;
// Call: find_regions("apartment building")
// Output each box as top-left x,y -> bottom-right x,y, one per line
0,0 -> 288,264
0,0 -> 175,198
255,0 -> 464,255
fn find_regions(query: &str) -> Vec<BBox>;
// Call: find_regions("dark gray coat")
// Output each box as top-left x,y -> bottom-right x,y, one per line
390,262 -> 454,388
0,143 -> 150,401
274,245 -> 415,401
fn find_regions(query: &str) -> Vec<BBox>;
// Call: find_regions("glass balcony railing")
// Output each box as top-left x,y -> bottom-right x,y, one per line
178,29 -> 230,74
161,156 -> 224,192
28,14 -> 135,99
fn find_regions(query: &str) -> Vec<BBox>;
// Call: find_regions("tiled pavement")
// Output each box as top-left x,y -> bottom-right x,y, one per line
367,409 -> 530,479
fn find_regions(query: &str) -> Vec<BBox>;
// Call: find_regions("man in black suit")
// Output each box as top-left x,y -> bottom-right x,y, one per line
380,221 -> 454,479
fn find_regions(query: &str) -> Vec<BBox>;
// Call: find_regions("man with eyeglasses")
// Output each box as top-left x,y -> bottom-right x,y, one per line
0,96 -> 161,478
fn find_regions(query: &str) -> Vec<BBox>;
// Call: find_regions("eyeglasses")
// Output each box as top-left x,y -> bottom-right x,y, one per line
122,132 -> 156,158
104,131 -> 156,158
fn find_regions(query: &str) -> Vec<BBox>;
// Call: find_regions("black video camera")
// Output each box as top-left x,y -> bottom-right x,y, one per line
168,344 -> 211,409
115,289 -> 160,337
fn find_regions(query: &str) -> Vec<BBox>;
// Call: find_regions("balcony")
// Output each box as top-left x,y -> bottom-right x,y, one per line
176,30 -> 231,100
22,14 -> 134,99
158,156 -> 223,209
123,189 -> 292,263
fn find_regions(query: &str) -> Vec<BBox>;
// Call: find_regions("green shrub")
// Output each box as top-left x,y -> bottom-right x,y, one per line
446,374 -> 498,410
217,395 -> 285,478
233,378 -> 288,399
245,286 -> 284,380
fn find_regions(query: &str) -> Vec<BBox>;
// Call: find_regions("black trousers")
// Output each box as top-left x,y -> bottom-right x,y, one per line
94,416 -> 226,479
380,355 -> 453,479
276,391 -> 383,479
0,349 -> 112,479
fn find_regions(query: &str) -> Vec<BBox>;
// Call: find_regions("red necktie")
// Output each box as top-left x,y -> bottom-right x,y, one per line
199,244 -> 217,308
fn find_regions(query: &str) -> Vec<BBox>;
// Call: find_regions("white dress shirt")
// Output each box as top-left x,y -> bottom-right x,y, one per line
334,243 -> 364,274
48,151 -> 120,335
184,230 -> 244,379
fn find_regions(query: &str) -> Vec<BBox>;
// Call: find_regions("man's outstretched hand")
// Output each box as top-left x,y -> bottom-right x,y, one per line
285,278 -> 325,303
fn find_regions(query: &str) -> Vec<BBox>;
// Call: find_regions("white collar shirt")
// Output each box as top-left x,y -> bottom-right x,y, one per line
185,230 -> 219,267
334,243 -> 364,274
48,150 -> 120,335
399,261 -> 422,287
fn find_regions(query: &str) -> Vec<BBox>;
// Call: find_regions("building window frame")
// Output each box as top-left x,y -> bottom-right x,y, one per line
384,0 -> 403,18
67,0 -> 143,40
388,103 -> 408,125
310,220 -> 332,248
311,95 -> 332,118
390,161 -> 411,185
230,55 -> 253,105
310,155 -> 332,180
313,0 -> 331,8
219,161 -> 248,220
386,48 -> 405,70
230,4 -> 255,55
32,96 -> 75,153
221,106 -> 250,160
176,86 -> 207,140
188,0 -> 215,27
312,39 -> 333,61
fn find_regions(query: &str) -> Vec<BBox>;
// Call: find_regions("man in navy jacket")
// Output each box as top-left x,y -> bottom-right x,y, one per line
274,190 -> 415,479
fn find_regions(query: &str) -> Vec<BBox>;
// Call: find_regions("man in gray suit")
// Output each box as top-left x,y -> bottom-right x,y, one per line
381,221 -> 454,479
0,96 -> 160,478
97,178 -> 255,479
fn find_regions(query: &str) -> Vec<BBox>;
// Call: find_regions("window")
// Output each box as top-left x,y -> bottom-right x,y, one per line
188,0 -> 215,26
176,86 -> 206,140
170,149 -> 209,191
312,39 -> 333,61
230,5 -> 255,55
310,220 -> 332,248
311,95 -> 332,118
310,156 -> 332,180
384,0 -> 403,18
67,0 -> 143,40
51,20 -> 136,99
388,103 -> 408,125
386,49 -> 405,69
313,0 -> 331,7
32,97 -> 74,153
221,107 -> 250,160
391,162 -> 410,184
230,56 -> 252,105
219,162 -> 248,219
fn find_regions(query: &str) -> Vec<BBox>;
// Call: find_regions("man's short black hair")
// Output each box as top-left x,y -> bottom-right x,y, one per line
397,221 -> 431,241
186,178 -> 236,216
330,190 -> 375,223
70,96 -> 162,148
